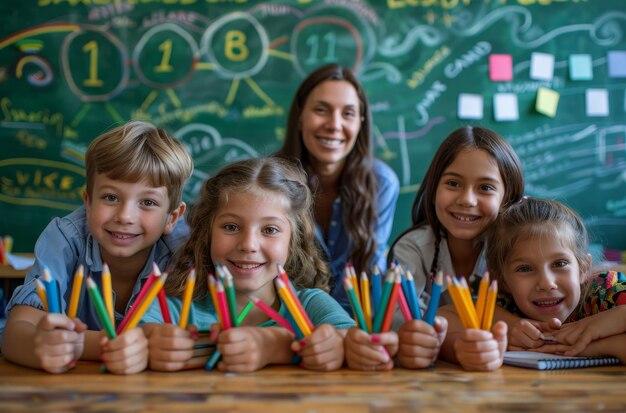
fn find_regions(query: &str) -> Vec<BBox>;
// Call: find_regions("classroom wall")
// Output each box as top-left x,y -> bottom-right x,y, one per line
1,0 -> 625,253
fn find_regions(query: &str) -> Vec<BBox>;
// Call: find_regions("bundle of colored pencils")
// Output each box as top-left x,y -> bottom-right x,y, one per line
116,262 -> 169,334
446,272 -> 497,330
343,264 -> 444,334
0,235 -> 12,265
204,264 -> 253,370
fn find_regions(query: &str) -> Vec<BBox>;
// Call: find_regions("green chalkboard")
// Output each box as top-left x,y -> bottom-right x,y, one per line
1,0 -> 625,253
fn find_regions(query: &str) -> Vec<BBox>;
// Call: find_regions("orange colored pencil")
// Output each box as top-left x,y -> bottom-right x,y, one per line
475,272 -> 490,325
481,280 -> 498,331
35,278 -> 48,312
275,277 -> 311,336
446,276 -> 471,329
277,264 -> 313,331
457,277 -> 480,329
67,264 -> 84,319
179,268 -> 196,329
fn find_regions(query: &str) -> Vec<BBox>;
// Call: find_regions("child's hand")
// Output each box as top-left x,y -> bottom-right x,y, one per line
101,327 -> 148,375
538,307 -> 626,357
508,317 -> 561,350
34,313 -> 86,374
454,321 -> 507,371
397,316 -> 448,369
344,326 -> 396,371
148,323 -> 197,371
291,324 -> 345,371
217,327 -> 268,372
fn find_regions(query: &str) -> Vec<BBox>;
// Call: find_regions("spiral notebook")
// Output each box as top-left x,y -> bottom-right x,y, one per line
504,351 -> 621,370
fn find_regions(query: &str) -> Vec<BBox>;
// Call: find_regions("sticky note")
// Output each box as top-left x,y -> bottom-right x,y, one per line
458,94 -> 484,120
586,89 -> 609,117
494,93 -> 519,121
489,54 -> 513,81
530,52 -> 555,81
569,54 -> 593,80
535,87 -> 559,118
607,51 -> 626,78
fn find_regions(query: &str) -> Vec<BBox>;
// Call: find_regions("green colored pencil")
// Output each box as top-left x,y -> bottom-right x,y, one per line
86,277 -> 117,339
343,278 -> 368,332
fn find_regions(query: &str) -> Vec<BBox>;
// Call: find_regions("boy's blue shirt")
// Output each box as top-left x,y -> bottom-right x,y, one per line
0,205 -> 189,342
140,287 -> 356,331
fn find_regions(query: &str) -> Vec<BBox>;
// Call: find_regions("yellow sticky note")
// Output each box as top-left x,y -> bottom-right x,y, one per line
536,87 -> 559,118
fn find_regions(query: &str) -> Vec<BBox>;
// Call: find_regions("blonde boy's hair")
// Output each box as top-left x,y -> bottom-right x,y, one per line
85,121 -> 193,211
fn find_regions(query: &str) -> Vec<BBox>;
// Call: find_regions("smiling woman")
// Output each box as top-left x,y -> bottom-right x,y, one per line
276,64 -> 399,314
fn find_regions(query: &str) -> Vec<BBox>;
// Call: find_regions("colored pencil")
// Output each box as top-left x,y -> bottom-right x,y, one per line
153,263 -> 172,323
359,271 -> 372,332
216,279 -> 232,330
347,264 -> 361,304
424,271 -> 443,326
122,272 -> 169,332
277,264 -> 314,331
208,274 -> 223,329
372,269 -> 395,333
248,295 -> 295,335
481,280 -> 498,331
446,275 -> 471,329
219,265 -> 238,327
179,268 -> 196,329
116,268 -> 157,334
204,301 -> 254,371
35,278 -> 48,312
41,267 -> 60,314
404,269 -> 421,320
67,264 -> 84,319
458,277 -> 480,329
86,277 -> 116,338
101,263 -> 114,326
396,285 -> 413,322
380,271 -> 401,333
475,272 -> 490,325
370,265 -> 382,317
344,278 -> 368,332
275,277 -> 311,336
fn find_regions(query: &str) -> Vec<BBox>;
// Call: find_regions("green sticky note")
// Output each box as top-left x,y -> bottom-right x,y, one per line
569,54 -> 593,80
536,87 -> 560,118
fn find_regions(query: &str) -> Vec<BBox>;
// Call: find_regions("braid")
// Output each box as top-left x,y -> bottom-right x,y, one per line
429,235 -> 441,282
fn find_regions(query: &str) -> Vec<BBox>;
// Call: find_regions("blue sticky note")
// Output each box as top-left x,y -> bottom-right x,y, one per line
569,54 -> 593,80
607,51 -> 626,78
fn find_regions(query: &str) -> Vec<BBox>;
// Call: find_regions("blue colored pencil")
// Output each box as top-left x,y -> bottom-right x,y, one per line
424,271 -> 443,325
41,267 -> 60,314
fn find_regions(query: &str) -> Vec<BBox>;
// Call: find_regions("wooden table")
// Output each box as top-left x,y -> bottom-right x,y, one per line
0,359 -> 624,412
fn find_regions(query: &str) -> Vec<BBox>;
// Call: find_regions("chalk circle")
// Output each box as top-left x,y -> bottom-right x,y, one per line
61,26 -> 129,102
200,12 -> 269,79
133,23 -> 199,89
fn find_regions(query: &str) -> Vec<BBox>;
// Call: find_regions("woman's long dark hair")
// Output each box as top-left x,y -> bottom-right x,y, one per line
276,64 -> 377,275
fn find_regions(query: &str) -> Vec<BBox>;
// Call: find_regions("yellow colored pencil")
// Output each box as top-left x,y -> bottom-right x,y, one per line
481,280 -> 498,331
457,277 -> 480,329
275,278 -> 311,336
446,276 -> 470,329
102,263 -> 114,326
475,272 -> 490,326
179,268 -> 196,329
35,278 -> 48,312
359,271 -> 372,333
122,273 -> 169,332
67,264 -> 84,319
349,265 -> 361,305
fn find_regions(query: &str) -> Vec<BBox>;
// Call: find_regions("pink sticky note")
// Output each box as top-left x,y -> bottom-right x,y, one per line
489,54 -> 513,82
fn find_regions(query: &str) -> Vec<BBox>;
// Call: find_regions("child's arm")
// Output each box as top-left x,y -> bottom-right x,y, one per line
344,327 -> 396,371
217,326 -> 294,372
537,306 -> 626,358
290,324 -> 346,371
438,304 -> 507,371
493,306 -> 561,351
397,317 -> 447,369
1,305 -> 86,373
